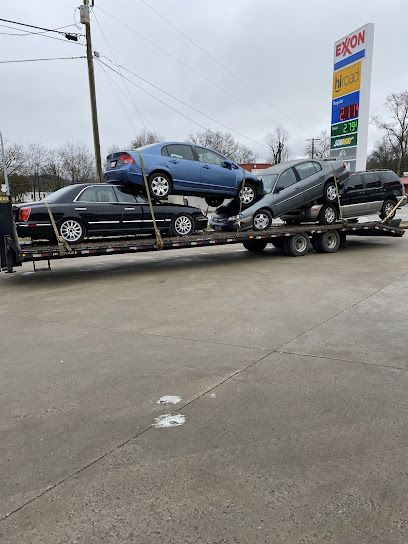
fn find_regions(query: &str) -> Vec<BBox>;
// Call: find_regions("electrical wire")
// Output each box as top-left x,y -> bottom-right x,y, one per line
0,23 -> 86,46
0,23 -> 78,36
138,0 -> 314,137
0,17 -> 83,37
91,11 -> 148,132
95,6 -> 309,140
98,57 -> 270,151
0,56 -> 86,64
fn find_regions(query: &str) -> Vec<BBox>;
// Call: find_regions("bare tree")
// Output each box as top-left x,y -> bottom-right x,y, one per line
366,135 -> 396,170
129,130 -> 162,149
373,90 -> 408,175
304,130 -> 331,159
265,126 -> 289,164
2,142 -> 26,176
57,142 -> 96,184
189,130 -> 256,163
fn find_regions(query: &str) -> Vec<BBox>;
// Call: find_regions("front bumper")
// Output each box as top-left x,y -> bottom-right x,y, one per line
210,215 -> 252,232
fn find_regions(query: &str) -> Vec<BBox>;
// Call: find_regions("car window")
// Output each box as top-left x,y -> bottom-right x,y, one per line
295,162 -> 317,180
345,174 -> 363,190
261,174 -> 278,194
113,186 -> 145,204
195,147 -> 226,167
312,161 -> 322,172
363,173 -> 377,188
164,144 -> 194,161
275,168 -> 297,191
161,146 -> 169,157
77,186 -> 117,203
382,171 -> 400,187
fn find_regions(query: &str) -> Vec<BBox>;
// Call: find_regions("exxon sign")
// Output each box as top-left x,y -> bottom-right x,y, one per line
334,27 -> 366,71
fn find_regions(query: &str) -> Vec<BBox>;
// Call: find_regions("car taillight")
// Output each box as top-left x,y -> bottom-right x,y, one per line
119,153 -> 135,164
19,207 -> 31,221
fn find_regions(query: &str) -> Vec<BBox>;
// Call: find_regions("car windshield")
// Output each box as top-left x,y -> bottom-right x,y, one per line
259,174 -> 278,194
43,186 -> 74,203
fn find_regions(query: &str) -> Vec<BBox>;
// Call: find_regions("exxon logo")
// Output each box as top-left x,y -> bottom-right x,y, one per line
336,30 -> 365,57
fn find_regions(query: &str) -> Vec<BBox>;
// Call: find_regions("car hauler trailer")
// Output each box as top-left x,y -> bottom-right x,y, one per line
0,199 -> 404,273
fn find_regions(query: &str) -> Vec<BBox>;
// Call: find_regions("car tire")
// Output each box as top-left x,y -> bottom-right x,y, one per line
324,180 -> 338,203
317,203 -> 338,225
270,237 -> 285,249
239,182 -> 257,207
59,219 -> 85,243
242,239 -> 267,253
380,199 -> 396,220
313,230 -> 340,253
205,196 -> 224,208
283,232 -> 309,257
148,172 -> 172,199
253,209 -> 273,231
170,214 -> 195,237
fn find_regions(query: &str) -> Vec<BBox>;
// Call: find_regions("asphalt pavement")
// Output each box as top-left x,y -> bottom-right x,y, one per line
1,227 -> 408,543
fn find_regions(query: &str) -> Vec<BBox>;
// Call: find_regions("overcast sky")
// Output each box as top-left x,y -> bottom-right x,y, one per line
0,0 -> 407,161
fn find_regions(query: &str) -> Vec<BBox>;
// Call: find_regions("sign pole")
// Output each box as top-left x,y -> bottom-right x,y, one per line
0,131 -> 10,197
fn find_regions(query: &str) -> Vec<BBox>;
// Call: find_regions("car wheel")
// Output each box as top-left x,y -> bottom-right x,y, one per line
148,173 -> 172,199
317,204 -> 338,225
253,209 -> 272,231
313,230 -> 340,253
171,214 -> 195,236
242,239 -> 267,253
324,180 -> 338,203
59,219 -> 85,243
380,199 -> 396,220
283,232 -> 309,257
205,196 -> 224,208
239,182 -> 257,207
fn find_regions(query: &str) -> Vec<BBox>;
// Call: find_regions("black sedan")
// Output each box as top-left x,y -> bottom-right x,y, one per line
14,183 -> 208,243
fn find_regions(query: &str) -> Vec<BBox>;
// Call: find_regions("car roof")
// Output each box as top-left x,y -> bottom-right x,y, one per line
260,159 -> 321,175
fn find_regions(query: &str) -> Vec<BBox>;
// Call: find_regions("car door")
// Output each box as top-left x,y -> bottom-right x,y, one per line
74,185 -> 122,233
294,161 -> 323,205
273,167 -> 303,216
161,144 -> 201,191
194,146 -> 237,194
363,172 -> 383,212
340,174 -> 367,216
113,185 -> 145,233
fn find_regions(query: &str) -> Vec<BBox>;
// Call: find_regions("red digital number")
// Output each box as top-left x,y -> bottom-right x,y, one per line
340,103 -> 359,122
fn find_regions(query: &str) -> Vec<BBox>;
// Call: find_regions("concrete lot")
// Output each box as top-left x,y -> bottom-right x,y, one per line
0,231 -> 408,543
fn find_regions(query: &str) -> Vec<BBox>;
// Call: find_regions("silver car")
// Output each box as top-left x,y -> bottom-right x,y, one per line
210,159 -> 349,231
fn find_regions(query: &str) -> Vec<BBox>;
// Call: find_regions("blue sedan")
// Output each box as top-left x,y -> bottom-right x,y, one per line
104,142 -> 260,207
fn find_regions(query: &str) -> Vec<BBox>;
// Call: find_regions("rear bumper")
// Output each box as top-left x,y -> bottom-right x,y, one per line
16,223 -> 54,240
104,170 -> 144,188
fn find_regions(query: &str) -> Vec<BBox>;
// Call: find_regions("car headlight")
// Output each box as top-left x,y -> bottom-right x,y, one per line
228,214 -> 243,222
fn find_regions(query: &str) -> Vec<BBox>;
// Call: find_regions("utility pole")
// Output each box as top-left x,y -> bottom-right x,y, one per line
80,0 -> 102,182
306,138 -> 321,159
0,131 -> 10,197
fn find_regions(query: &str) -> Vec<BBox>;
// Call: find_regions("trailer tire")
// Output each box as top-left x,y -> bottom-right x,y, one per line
283,232 -> 309,257
313,230 -> 340,253
242,239 -> 267,253
318,203 -> 338,225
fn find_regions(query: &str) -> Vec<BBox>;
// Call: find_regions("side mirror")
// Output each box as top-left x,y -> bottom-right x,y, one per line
275,185 -> 283,193
222,160 -> 233,169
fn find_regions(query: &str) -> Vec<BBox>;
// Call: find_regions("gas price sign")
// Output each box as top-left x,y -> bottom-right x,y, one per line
329,24 -> 374,172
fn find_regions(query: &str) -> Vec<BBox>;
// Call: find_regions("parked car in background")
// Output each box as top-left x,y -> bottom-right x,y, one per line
210,159 -> 349,231
14,183 -> 208,243
281,169 -> 407,223
104,142 -> 261,208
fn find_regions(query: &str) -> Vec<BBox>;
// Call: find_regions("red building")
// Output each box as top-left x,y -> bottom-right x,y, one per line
239,163 -> 273,174
401,176 -> 408,194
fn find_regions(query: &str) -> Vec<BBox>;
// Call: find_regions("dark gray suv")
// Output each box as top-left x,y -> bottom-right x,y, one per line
210,159 -> 349,231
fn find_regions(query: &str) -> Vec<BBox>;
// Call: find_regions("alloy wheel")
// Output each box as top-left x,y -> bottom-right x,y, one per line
151,176 -> 170,197
326,184 -> 337,201
253,213 -> 270,230
324,207 -> 336,223
240,186 -> 255,205
384,202 -> 395,216
60,220 -> 83,242
174,215 -> 193,236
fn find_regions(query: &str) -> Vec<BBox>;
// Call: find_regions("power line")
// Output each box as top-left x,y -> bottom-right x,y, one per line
0,17 -> 83,37
0,23 -> 85,46
0,23 -> 78,36
98,57 -> 269,151
0,56 -> 86,64
95,6 -> 310,140
137,0 -> 314,138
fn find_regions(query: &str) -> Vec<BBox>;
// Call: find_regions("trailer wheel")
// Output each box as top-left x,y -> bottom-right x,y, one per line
283,232 -> 309,257
313,230 -> 340,253
242,239 -> 267,253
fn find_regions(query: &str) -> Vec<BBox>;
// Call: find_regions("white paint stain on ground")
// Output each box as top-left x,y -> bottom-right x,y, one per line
152,414 -> 185,428
157,395 -> 182,405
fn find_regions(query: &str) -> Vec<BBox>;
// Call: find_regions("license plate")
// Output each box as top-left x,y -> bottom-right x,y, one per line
110,160 -> 117,168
